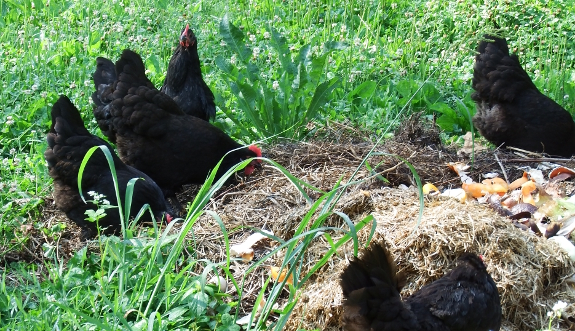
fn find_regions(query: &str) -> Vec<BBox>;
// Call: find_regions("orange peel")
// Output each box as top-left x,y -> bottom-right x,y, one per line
521,180 -> 537,206
270,266 -> 294,286
508,172 -> 529,190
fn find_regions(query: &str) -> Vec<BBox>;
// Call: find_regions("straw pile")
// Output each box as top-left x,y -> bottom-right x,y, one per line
284,189 -> 575,330
186,141 -> 575,331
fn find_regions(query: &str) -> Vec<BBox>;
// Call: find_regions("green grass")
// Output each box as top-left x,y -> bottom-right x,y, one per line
1,0 -> 575,329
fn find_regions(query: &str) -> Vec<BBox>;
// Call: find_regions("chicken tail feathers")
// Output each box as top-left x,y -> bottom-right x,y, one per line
115,49 -> 155,89
45,95 -> 96,173
92,57 -> 116,107
472,35 -> 536,104
340,241 -> 404,296
49,95 -> 89,137
340,241 -> 414,330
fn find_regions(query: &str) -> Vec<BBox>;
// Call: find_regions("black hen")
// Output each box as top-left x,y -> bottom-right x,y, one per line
472,35 -> 575,157
92,25 -> 214,144
340,241 -> 502,331
93,49 -> 261,197
160,24 -> 216,121
45,95 -> 172,239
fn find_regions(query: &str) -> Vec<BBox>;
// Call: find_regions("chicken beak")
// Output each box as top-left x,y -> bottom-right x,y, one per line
179,24 -> 190,47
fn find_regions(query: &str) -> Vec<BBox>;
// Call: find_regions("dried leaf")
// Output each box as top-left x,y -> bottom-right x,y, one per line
545,222 -> 561,238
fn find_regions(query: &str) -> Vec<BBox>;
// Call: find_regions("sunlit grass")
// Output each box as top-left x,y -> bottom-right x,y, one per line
1,0 -> 575,328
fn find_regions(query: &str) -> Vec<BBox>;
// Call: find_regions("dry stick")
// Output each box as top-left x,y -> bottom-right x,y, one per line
494,152 -> 509,184
504,158 -> 574,163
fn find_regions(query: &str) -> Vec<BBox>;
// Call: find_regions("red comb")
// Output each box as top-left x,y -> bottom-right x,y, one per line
166,214 -> 173,224
248,145 -> 262,158
182,24 -> 190,36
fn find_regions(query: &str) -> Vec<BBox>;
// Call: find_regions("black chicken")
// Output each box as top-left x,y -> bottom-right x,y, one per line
160,24 -> 216,122
92,24 -> 214,144
340,241 -> 502,331
472,35 -> 575,157
92,49 -> 261,197
45,96 -> 173,239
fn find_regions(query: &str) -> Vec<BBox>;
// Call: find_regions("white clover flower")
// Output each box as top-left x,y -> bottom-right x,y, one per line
70,56 -> 77,64
70,82 -> 76,89
553,300 -> 567,313
41,91 -> 47,98
9,148 -> 15,155
272,81 -> 279,90
249,34 -> 256,42
369,45 -> 376,53
391,3 -> 397,9
220,40 -> 226,47
230,54 -> 237,65
396,48 -> 403,56
32,84 -> 38,91
253,47 -> 260,57
263,31 -> 270,39
564,95 -> 569,100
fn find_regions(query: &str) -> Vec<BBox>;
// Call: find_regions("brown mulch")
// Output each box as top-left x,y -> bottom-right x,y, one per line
5,118 -> 575,330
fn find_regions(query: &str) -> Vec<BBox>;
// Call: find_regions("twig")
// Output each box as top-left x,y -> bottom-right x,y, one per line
504,158 -> 574,163
494,152 -> 509,183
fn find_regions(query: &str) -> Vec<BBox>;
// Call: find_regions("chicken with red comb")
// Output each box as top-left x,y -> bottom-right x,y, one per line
92,24 -> 215,143
161,23 -> 216,122
91,49 -> 261,200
